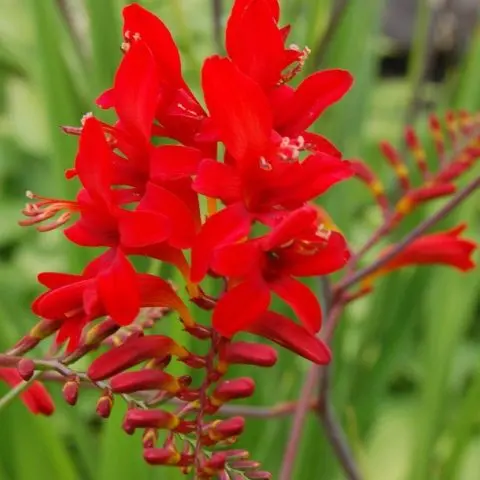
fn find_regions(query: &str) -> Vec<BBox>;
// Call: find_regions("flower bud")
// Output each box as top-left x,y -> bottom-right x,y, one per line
144,448 -> 194,467
222,449 -> 249,460
230,460 -> 261,470
62,377 -> 80,406
96,391 -> 113,418
123,409 -> 180,433
110,370 -> 181,394
219,342 -> 277,372
184,323 -> 211,340
211,378 -> 255,406
88,335 -> 189,381
201,452 -> 227,474
17,358 -> 35,381
246,471 -> 272,479
208,417 -> 245,442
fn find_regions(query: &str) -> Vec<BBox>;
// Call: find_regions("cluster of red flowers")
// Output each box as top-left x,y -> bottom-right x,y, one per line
1,0 -> 476,476
22,0 -> 353,359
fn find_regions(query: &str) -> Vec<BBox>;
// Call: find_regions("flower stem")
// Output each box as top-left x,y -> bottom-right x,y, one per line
337,174 -> 480,292
0,371 -> 43,411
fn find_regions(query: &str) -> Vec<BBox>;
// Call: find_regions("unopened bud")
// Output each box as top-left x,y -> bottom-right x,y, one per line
208,417 -> 245,442
246,471 -> 272,479
184,323 -> 211,340
17,358 -> 35,381
62,377 -> 80,406
211,378 -> 255,406
219,342 -> 277,371
230,460 -> 261,470
88,335 -> 188,381
110,370 -> 181,394
96,391 -> 113,418
223,449 -> 249,460
201,452 -> 227,474
123,409 -> 180,433
144,448 -> 194,467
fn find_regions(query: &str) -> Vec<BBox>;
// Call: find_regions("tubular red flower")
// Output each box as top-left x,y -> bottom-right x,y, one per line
110,369 -> 181,394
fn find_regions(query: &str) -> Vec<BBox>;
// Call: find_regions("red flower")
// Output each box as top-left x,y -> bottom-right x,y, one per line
0,368 -> 55,415
380,224 -> 476,274
210,207 -> 349,336
32,249 -> 193,351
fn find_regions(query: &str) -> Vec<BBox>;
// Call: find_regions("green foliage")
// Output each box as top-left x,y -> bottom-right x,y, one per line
0,1 -> 478,479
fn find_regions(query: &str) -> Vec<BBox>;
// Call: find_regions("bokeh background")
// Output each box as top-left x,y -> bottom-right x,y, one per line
0,0 -> 479,479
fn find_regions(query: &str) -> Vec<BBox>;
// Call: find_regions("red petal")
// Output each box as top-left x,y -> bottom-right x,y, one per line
249,311 -> 331,364
118,209 -> 170,248
96,87 -> 115,109
213,280 -> 270,337
202,56 -> 272,164
261,206 -> 317,251
269,275 -> 322,333
192,159 -> 242,204
37,272 -> 83,289
137,182 -> 196,249
226,0 -> 285,87
190,203 -> 252,282
0,369 -> 55,416
303,132 -> 341,158
211,241 -> 261,277
275,69 -> 354,134
123,4 -> 183,87
114,40 -> 159,145
282,231 -> 350,277
97,250 -> 140,326
137,274 -> 194,326
149,145 -> 202,181
75,117 -> 113,205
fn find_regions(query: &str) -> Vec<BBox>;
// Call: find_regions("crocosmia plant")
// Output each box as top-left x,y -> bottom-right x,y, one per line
0,1 -> 478,479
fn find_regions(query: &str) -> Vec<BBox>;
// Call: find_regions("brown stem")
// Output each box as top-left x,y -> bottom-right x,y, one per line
317,368 -> 363,480
337,174 -> 480,292
279,364 -> 320,480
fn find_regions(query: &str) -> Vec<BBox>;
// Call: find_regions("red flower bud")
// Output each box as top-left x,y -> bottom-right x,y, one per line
184,323 -> 212,339
110,369 -> 181,394
223,449 -> 249,460
230,460 -> 261,470
202,452 -> 227,473
17,358 -> 35,381
144,448 -> 194,467
123,409 -> 180,433
208,416 -> 245,441
246,471 -> 272,479
88,335 -> 188,381
211,377 -> 255,406
219,342 -> 277,370
62,378 -> 80,406
96,391 -> 113,418
84,318 -> 119,346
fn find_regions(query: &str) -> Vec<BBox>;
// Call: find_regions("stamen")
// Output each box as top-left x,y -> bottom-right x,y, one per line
259,157 -> 273,171
81,112 -> 93,126
277,136 -> 305,163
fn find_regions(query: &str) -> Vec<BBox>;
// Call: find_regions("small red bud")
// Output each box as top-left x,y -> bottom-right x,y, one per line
220,342 -> 277,368
202,452 -> 227,473
142,428 -> 158,449
246,471 -> 272,479
110,370 -> 181,394
62,378 -> 80,406
96,391 -> 113,418
211,378 -> 255,406
208,417 -> 245,441
230,460 -> 261,470
123,409 -> 180,433
88,335 -> 189,381
144,448 -> 194,467
17,358 -> 36,381
184,323 -> 212,339
223,449 -> 249,460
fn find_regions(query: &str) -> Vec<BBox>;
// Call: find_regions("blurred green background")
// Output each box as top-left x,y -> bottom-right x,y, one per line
0,0 -> 479,479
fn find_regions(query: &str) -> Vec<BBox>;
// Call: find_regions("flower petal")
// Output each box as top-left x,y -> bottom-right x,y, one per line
269,275 -> 322,333
190,203 -> 252,282
122,3 -> 183,87
114,40 -> 159,145
75,117 -> 113,205
275,69 -> 354,134
118,209 -> 171,248
226,0 -> 285,87
192,159 -> 242,204
249,311 -> 331,364
97,249 -> 140,326
213,280 -> 271,337
149,145 -> 202,181
211,241 -> 261,277
202,56 -> 272,165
